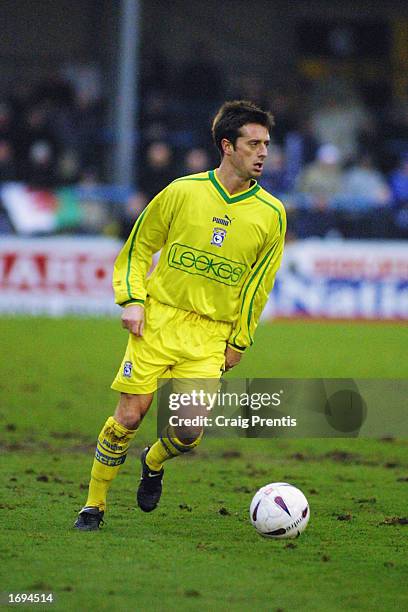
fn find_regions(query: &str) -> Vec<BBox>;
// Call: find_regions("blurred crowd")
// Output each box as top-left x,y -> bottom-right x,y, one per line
1,50 -> 408,240
0,76 -> 105,187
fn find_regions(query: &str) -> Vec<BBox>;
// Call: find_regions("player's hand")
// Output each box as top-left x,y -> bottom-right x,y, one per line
224,345 -> 242,372
121,304 -> 145,336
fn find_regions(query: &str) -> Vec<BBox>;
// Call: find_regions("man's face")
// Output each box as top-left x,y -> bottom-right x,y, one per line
224,123 -> 270,181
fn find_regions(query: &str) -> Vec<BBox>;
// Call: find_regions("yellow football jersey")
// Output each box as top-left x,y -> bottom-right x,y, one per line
113,170 -> 286,351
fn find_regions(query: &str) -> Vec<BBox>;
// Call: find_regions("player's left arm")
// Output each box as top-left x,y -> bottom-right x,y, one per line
224,344 -> 243,372
228,207 -> 287,353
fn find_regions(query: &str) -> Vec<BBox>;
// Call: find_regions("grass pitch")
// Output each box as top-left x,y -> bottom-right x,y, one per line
1,318 -> 407,611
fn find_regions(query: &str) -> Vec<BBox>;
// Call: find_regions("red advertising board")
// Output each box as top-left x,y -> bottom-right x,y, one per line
0,237 -> 122,315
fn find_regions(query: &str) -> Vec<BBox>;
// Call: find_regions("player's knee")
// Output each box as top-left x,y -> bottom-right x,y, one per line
114,393 -> 153,430
175,400 -> 206,444
176,427 -> 203,446
117,411 -> 142,430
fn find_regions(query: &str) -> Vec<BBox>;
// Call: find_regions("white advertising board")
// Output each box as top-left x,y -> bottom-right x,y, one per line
269,240 -> 408,320
0,238 -> 407,319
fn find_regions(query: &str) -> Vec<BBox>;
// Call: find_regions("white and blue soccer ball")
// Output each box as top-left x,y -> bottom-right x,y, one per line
250,482 -> 310,539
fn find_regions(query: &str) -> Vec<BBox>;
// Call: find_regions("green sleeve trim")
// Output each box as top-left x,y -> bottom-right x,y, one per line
232,199 -> 283,346
227,342 -> 246,353
121,299 -> 145,307
246,241 -> 281,344
231,242 -> 277,346
125,207 -> 148,301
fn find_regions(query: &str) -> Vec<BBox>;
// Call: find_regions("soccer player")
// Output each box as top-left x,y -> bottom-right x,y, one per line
74,100 -> 286,530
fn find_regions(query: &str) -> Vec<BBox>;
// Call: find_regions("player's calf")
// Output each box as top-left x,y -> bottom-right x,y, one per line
137,447 -> 164,512
137,426 -> 204,512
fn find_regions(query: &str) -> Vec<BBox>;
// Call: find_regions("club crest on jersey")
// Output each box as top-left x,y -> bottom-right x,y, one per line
211,227 -> 226,247
123,361 -> 132,378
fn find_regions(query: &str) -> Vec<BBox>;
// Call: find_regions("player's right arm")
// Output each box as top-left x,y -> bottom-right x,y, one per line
112,186 -> 175,309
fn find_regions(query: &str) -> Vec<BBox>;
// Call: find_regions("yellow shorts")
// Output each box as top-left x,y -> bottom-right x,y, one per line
111,297 -> 232,395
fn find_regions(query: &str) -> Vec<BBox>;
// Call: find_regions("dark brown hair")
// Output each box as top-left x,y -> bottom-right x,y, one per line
211,100 -> 274,157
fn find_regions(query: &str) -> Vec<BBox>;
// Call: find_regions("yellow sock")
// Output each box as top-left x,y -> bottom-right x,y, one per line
85,416 -> 137,511
146,426 -> 203,472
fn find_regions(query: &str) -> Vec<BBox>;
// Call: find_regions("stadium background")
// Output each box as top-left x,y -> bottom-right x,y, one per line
0,0 -> 407,316
0,1 -> 407,610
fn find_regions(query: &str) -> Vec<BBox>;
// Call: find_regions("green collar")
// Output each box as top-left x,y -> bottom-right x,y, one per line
209,169 -> 260,204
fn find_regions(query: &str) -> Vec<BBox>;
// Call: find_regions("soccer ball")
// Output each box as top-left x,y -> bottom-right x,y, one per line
250,482 -> 310,539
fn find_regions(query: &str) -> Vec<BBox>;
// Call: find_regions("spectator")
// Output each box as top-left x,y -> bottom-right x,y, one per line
119,192 -> 148,240
18,104 -> 58,186
78,167 -> 100,188
25,141 -> 57,187
389,153 -> 408,205
35,74 -> 75,111
8,83 -> 33,125
0,198 -> 13,234
284,118 -> 319,190
0,103 -> 13,141
389,153 -> 408,238
182,147 -> 210,175
310,96 -> 373,162
51,90 -> 81,184
237,75 -> 266,108
381,101 -> 408,170
267,90 -> 298,146
140,90 -> 173,143
57,150 -> 80,185
77,168 -> 109,235
74,92 -> 105,173
297,144 -> 343,206
260,145 -> 292,195
139,141 -> 175,200
0,140 -> 17,182
342,153 -> 391,205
